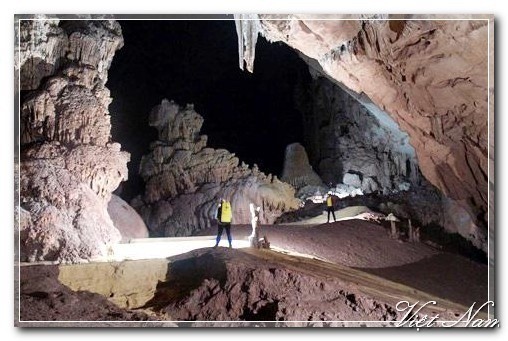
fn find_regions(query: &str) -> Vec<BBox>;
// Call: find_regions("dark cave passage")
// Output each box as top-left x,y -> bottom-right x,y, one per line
108,20 -> 310,201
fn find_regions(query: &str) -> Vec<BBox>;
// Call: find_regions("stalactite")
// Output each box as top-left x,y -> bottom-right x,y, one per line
234,14 -> 261,73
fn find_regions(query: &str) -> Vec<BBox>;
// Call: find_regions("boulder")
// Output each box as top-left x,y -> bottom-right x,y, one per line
108,195 -> 149,242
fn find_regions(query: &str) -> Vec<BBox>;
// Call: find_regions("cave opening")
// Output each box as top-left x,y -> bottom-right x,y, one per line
107,20 -> 310,201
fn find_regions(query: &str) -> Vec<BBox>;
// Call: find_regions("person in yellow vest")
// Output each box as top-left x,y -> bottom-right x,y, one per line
326,192 -> 336,223
214,198 -> 233,248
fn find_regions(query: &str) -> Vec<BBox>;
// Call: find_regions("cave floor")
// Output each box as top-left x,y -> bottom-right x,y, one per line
197,220 -> 488,309
18,220 -> 488,324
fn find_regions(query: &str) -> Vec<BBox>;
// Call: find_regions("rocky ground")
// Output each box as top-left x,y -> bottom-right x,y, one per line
19,264 -> 156,323
18,218 -> 487,324
197,220 -> 487,309
146,248 -> 404,322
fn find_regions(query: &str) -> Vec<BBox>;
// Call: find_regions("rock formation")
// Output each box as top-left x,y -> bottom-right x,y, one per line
297,73 -> 420,196
17,18 -> 68,90
107,195 -> 149,242
280,143 -> 326,199
18,19 -> 129,262
235,15 -> 491,252
132,99 -> 300,237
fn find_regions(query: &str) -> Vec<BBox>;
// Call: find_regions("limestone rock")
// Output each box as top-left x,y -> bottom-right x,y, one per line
361,177 -> 379,193
16,18 -> 68,90
21,66 -> 114,147
443,198 -> 486,252
108,195 -> 149,242
133,100 -> 300,237
17,19 -> 123,91
333,184 -> 355,199
20,146 -> 122,262
343,173 -> 362,188
259,15 -> 490,250
296,72 -> 419,194
280,143 -> 325,198
60,20 -> 124,84
17,20 -> 129,262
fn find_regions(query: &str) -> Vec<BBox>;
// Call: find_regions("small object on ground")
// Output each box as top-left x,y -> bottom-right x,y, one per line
259,235 -> 270,249
385,213 -> 400,239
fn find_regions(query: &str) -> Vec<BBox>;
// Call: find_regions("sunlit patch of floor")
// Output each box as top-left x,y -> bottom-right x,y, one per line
105,236 -> 250,262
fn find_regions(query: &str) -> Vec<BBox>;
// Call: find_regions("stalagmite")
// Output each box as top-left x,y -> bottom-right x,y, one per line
386,213 -> 400,239
133,99 -> 300,237
281,143 -> 326,199
248,203 -> 261,248
18,20 -> 129,262
408,219 -> 413,242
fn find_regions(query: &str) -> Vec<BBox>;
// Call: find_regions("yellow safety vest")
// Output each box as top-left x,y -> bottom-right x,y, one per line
221,201 -> 232,223
326,196 -> 333,207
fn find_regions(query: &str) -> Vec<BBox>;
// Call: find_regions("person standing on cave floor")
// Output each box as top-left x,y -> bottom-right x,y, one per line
326,192 -> 337,223
214,198 -> 233,248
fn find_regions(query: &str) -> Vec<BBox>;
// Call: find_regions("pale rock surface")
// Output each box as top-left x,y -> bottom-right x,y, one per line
343,173 -> 362,188
133,100 -> 300,237
280,143 -> 326,198
442,198 -> 486,251
108,195 -> 149,242
361,177 -> 379,193
16,18 -> 68,90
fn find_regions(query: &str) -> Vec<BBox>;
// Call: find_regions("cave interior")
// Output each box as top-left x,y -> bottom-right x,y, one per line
17,17 -> 491,324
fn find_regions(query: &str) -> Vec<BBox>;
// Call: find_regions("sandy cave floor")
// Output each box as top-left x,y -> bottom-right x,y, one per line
18,219 -> 488,324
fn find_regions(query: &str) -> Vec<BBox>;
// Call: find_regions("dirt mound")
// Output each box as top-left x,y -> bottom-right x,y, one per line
18,245 -> 479,324
145,248 -> 401,322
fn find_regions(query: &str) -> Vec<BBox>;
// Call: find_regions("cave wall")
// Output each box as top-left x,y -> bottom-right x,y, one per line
17,19 -> 129,262
132,99 -> 300,237
235,14 -> 490,252
298,71 -> 420,194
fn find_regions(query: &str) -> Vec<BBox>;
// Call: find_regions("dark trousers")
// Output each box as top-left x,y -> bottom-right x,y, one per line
216,222 -> 232,246
327,207 -> 336,222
